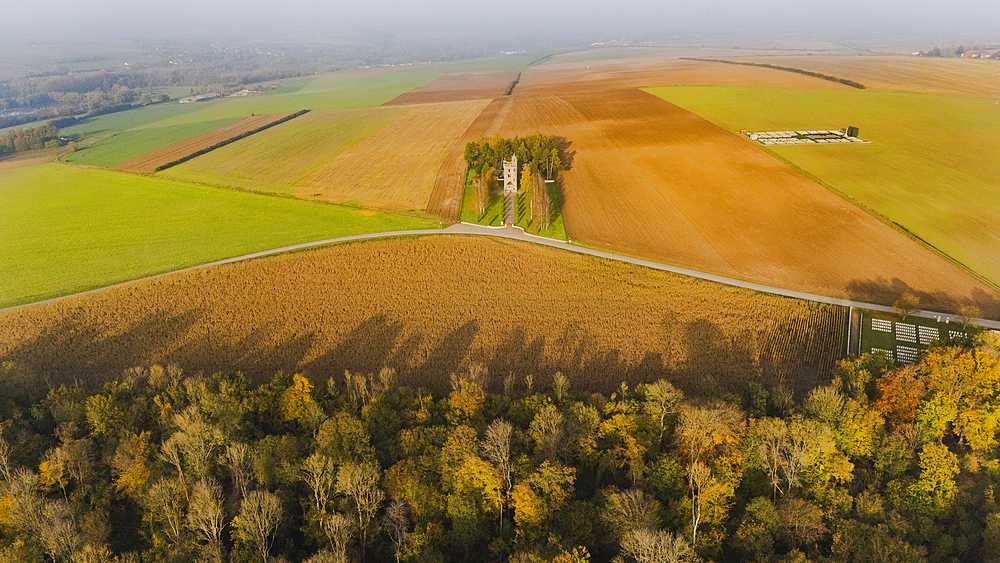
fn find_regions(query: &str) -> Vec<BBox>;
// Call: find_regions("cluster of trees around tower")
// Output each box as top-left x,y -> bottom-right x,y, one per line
464,134 -> 563,181
1,332 -> 1000,563
466,134 -> 562,226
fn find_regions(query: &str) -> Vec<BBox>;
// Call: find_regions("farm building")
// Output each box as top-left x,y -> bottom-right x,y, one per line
961,50 -> 1000,59
179,93 -> 220,104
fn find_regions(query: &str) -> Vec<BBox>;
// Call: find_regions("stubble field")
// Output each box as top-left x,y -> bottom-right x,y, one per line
113,113 -> 292,174
296,99 -> 490,210
0,236 -> 848,396
426,96 -> 512,219
385,69 -> 521,104
160,107 -> 407,195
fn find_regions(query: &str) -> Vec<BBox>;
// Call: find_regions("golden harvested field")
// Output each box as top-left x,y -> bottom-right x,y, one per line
0,236 -> 847,396
297,99 -> 489,210
385,70 -> 521,105
516,55 -> 852,95
159,108 -> 406,195
426,96 -> 512,219
113,113 -> 291,174
725,55 -> 1000,97
494,83 -> 1000,315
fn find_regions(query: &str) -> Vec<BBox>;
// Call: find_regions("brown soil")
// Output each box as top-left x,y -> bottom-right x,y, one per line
0,236 -> 847,396
494,86 -> 1000,315
385,70 -> 521,105
425,96 -> 512,220
113,113 -> 292,174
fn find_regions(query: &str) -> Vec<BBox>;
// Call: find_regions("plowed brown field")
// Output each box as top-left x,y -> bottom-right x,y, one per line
113,113 -> 291,173
494,84 -> 1000,314
0,236 -> 847,396
297,99 -> 489,210
725,55 -> 1000,97
425,96 -> 512,219
385,70 -> 521,105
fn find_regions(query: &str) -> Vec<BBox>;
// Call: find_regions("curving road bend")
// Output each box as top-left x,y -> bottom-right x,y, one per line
6,222 -> 1000,330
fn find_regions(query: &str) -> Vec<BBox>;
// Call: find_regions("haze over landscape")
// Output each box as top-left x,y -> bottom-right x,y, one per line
5,0 -> 1000,40
2,2 -> 1000,562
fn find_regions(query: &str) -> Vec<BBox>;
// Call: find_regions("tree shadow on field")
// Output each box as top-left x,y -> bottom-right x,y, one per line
478,327 -> 547,392
555,137 -> 575,171
672,319 -> 758,397
0,307 -> 202,387
845,276 -> 1000,319
405,320 -> 480,392
299,315 -> 405,382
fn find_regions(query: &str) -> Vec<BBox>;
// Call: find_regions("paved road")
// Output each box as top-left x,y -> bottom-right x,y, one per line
7,222 -> 1000,330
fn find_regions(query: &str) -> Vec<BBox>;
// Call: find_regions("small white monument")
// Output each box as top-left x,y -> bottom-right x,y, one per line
502,153 -> 518,194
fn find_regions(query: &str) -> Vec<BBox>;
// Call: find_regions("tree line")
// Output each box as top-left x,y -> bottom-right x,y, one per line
0,38 -> 510,130
0,332 -> 997,563
0,122 -> 59,157
680,59 -> 866,89
464,133 -> 564,181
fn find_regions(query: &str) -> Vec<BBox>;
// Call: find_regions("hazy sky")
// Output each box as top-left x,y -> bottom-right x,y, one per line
4,0 -> 1000,42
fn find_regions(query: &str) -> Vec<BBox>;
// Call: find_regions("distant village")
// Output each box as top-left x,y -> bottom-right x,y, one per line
961,49 -> 1000,59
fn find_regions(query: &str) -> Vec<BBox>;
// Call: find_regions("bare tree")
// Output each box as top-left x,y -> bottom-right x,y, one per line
160,436 -> 188,502
39,499 -> 81,563
481,419 -> 513,527
144,478 -> 186,548
622,528 -> 702,563
172,406 -> 224,481
958,304 -> 981,330
603,489 -> 661,541
690,464 -> 713,542
337,462 -> 384,563
187,479 -> 225,562
322,512 -> 354,560
237,490 -> 283,563
303,452 -> 338,514
529,405 -> 566,462
383,497 -> 412,563
644,380 -> 683,446
552,372 -> 570,403
893,292 -> 920,320
530,171 -> 551,229
224,443 -> 253,502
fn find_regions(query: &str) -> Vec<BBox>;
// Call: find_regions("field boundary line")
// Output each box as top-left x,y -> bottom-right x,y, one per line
7,223 -> 1000,330
153,110 -> 310,172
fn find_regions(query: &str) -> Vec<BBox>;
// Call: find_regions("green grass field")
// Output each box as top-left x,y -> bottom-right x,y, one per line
60,66 -> 445,167
161,107 -> 407,195
0,162 -> 439,308
63,116 -> 238,168
460,171 -> 568,240
647,86 -> 1000,287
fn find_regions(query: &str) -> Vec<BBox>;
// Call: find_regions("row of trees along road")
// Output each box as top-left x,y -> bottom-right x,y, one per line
0,332 -> 999,563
